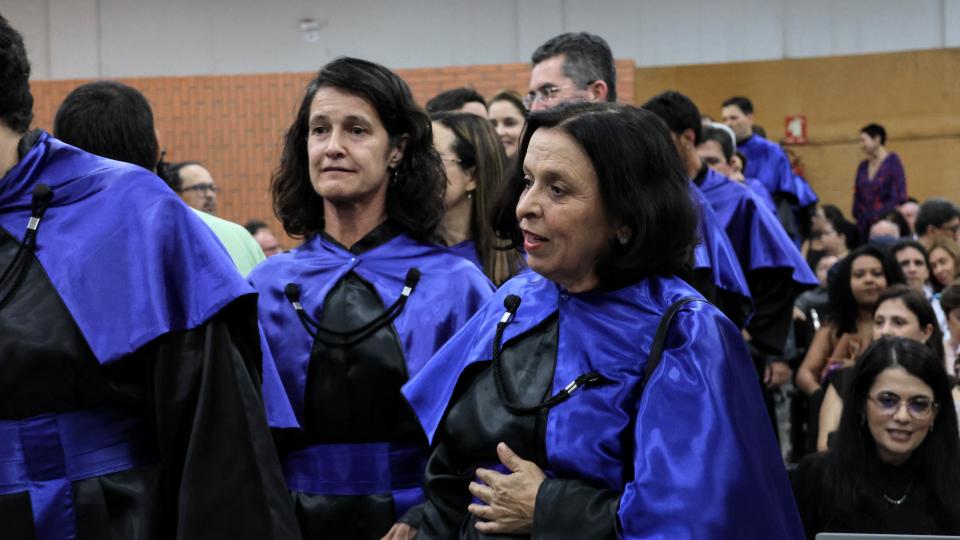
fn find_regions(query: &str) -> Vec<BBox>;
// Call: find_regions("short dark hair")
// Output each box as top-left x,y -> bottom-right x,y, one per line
0,14 -> 34,133
826,244 -> 906,336
874,284 -> 944,362
159,160 -> 203,192
492,102 -> 697,289
641,90 -> 702,145
827,337 -> 960,519
888,238 -> 931,274
860,123 -> 886,145
53,81 -> 159,171
940,284 -> 960,315
425,87 -> 486,114
531,32 -> 617,103
822,204 -> 860,249
735,151 -> 748,171
884,209 -> 911,238
702,126 -> 735,161
721,96 -> 753,115
272,57 -> 445,241
916,198 -> 960,236
245,219 -> 269,235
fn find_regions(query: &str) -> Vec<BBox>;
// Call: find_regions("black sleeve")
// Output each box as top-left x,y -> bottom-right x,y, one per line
531,478 -> 619,540
746,268 -> 800,356
417,439 -> 474,539
791,454 -> 827,540
138,297 -> 300,540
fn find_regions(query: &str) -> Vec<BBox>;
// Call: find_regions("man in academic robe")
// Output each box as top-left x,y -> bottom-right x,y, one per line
644,90 -> 818,431
0,15 -> 298,539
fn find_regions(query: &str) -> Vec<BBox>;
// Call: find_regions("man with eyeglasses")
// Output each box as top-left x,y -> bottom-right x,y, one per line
526,32 -> 616,111
166,160 -> 219,214
162,160 -> 265,275
915,197 -> 960,251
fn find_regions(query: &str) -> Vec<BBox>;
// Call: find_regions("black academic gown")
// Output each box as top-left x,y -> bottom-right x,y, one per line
0,131 -> 298,540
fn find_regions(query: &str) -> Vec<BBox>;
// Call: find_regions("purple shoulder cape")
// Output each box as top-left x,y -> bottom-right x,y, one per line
0,132 -> 296,428
698,168 -> 817,286
249,232 -> 495,422
403,272 -> 804,538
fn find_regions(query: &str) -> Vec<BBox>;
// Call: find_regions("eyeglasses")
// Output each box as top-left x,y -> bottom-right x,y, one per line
939,222 -> 960,234
868,391 -> 938,419
523,84 -> 575,109
180,183 -> 219,194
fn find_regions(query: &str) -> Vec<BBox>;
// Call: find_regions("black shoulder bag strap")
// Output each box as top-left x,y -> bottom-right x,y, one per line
638,296 -> 702,397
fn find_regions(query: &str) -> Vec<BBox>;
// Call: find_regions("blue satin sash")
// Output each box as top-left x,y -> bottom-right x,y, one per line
0,408 -> 157,540
280,442 -> 427,519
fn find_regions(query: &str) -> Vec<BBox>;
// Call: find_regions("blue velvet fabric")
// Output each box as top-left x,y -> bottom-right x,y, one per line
404,271 -> 804,538
698,168 -> 818,286
447,240 -> 483,272
0,132 -> 297,429
691,184 -> 753,307
248,232 -> 495,423
738,135 -> 818,206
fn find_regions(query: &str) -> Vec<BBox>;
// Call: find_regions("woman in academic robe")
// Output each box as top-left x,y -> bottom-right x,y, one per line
403,102 -> 804,539
248,57 -> 494,540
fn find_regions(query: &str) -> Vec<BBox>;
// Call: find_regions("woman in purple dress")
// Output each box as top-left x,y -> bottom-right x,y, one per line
853,123 -> 907,238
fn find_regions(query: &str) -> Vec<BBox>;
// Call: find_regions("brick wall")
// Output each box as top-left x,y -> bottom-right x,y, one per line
29,60 -> 634,248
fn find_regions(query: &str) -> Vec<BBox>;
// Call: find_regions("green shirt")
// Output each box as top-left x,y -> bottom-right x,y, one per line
192,208 -> 265,277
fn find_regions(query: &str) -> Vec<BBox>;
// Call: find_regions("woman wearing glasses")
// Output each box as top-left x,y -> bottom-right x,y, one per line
249,58 -> 494,540
431,112 -> 524,285
792,336 -> 960,538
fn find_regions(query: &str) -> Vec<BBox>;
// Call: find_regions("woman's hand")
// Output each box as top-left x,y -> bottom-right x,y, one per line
467,442 -> 546,535
380,522 -> 417,540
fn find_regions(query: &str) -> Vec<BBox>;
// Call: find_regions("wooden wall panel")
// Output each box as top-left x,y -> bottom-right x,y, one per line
633,48 -> 960,215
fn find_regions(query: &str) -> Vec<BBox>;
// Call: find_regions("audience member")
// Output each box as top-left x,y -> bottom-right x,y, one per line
916,197 -> 960,251
869,219 -> 901,242
163,160 -> 219,213
793,337 -> 960,539
431,111 -> 523,284
526,32 -> 616,111
852,123 -> 907,238
796,244 -> 906,397
929,237 -> 960,292
487,90 -> 526,158
245,219 -> 283,256
425,87 -> 487,117
698,123 -> 776,211
898,197 -> 920,236
0,15 -> 298,538
248,57 -> 494,540
816,285 -> 942,451
939,285 -> 960,376
887,239 -> 947,334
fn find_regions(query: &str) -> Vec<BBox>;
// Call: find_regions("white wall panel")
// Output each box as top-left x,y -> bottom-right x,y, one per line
3,0 -> 957,80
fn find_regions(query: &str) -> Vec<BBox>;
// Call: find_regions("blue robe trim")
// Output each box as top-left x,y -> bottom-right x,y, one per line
0,409 -> 158,540
403,271 -> 804,538
0,132 -> 297,429
738,135 -> 818,206
698,168 -> 818,286
249,232 -> 495,423
691,184 -> 753,308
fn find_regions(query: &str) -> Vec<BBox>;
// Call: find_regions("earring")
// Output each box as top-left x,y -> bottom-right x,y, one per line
616,231 -> 630,245
390,168 -> 399,186
467,191 -> 474,200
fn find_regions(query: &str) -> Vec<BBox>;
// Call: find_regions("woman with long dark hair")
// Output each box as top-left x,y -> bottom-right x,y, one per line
816,284 -> 943,451
249,57 -> 494,540
431,112 -> 523,285
796,244 -> 906,397
793,337 -> 960,538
